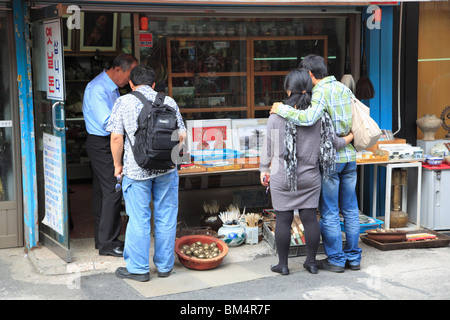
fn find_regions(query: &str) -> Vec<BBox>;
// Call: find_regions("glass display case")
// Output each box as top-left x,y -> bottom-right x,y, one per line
166,35 -> 327,120
251,36 -> 327,118
167,37 -> 248,119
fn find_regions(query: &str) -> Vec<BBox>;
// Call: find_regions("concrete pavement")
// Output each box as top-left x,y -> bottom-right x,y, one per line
1,236 -> 450,300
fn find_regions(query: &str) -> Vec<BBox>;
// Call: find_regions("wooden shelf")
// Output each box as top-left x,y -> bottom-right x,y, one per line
171,72 -> 247,78
166,35 -> 327,118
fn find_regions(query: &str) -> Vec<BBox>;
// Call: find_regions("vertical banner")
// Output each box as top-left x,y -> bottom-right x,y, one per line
44,19 -> 65,101
42,133 -> 64,235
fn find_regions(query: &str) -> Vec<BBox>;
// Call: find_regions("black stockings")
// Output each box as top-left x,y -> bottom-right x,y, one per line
274,208 -> 320,268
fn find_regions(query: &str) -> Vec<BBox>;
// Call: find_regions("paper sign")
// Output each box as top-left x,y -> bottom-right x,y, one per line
44,19 -> 65,101
41,133 -> 64,235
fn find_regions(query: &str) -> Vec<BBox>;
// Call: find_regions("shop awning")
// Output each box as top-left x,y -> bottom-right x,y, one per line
35,0 -> 404,6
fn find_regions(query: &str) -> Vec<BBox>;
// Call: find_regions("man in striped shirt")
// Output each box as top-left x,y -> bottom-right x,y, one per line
271,54 -> 362,273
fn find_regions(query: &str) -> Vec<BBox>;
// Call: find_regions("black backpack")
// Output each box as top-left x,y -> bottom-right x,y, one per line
125,91 -> 179,170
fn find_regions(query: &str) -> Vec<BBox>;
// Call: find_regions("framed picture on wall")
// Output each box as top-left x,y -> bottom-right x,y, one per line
186,119 -> 233,152
79,12 -> 118,52
231,118 -> 267,157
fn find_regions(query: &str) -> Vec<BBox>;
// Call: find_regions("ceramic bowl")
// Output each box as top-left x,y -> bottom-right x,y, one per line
175,235 -> 228,270
427,157 -> 444,166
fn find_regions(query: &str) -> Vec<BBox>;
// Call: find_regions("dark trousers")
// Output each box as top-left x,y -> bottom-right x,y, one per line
86,134 -> 123,251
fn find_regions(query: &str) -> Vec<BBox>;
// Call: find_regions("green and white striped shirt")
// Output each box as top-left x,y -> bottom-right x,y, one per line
276,76 -> 356,163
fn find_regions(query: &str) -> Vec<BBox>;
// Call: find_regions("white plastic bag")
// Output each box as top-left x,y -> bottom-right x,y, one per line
351,96 -> 382,151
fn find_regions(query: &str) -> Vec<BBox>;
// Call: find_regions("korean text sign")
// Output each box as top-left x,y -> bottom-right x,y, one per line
44,19 -> 65,101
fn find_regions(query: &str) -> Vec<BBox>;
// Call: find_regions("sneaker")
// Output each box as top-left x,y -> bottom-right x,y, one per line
345,260 -> 361,271
115,267 -> 150,282
317,259 -> 345,273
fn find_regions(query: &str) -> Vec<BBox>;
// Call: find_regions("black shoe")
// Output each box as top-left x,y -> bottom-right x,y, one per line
270,264 -> 289,275
317,259 -> 345,273
158,268 -> 173,278
99,246 -> 123,257
303,263 -> 319,274
115,267 -> 150,282
345,260 -> 361,271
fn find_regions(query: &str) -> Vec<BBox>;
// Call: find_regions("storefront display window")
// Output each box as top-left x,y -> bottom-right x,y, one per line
140,16 -> 346,120
0,12 -> 16,202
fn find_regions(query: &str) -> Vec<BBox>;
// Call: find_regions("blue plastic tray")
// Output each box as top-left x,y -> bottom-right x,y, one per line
340,215 -> 384,234
190,149 -> 244,162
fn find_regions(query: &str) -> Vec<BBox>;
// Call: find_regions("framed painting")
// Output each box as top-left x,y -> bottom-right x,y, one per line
79,12 -> 118,52
231,118 -> 268,157
186,119 -> 233,152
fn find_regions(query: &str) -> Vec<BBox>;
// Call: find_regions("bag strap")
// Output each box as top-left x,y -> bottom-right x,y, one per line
124,91 -> 166,147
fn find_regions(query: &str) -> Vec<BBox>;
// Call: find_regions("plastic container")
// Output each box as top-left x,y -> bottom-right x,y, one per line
190,149 -> 244,162
262,222 -> 338,257
340,216 -> 384,234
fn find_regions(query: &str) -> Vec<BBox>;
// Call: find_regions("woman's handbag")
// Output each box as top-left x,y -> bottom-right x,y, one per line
351,96 -> 382,151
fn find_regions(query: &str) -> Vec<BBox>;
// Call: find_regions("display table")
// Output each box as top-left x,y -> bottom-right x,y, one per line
358,159 -> 423,230
178,157 -> 424,230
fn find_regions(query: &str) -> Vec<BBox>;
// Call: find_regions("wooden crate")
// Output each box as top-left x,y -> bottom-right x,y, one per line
365,138 -> 406,153
356,150 -> 389,163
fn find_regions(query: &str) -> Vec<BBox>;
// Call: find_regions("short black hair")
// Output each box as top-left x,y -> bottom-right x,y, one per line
111,53 -> 138,72
298,54 -> 328,79
130,64 -> 156,86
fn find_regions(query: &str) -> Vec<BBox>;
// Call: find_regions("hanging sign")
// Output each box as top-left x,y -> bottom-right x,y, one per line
44,19 -> 65,101
42,133 -> 64,236
139,33 -> 153,48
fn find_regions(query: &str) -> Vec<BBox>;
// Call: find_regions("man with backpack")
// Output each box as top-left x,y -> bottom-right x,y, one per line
107,64 -> 186,282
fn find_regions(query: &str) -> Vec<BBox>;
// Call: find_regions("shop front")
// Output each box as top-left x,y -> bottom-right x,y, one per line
10,0 -> 400,261
0,4 -> 23,249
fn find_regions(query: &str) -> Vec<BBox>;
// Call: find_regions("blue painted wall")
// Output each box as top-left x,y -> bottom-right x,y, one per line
363,6 -> 395,217
13,0 -> 39,249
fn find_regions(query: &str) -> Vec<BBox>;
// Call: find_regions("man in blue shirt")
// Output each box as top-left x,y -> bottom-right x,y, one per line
83,53 -> 138,256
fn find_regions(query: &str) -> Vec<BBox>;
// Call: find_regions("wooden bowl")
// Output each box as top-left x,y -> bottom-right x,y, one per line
175,235 -> 228,270
366,229 -> 408,243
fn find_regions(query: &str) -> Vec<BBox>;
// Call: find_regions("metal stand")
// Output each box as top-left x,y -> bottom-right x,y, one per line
372,161 -> 422,229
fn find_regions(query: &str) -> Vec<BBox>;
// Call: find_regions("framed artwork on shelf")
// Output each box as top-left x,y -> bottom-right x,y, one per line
231,118 -> 267,157
79,12 -> 118,52
186,119 -> 233,152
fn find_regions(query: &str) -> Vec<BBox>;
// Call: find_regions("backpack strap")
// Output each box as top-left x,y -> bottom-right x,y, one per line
124,91 -> 166,147
123,91 -> 151,148
130,91 -> 152,129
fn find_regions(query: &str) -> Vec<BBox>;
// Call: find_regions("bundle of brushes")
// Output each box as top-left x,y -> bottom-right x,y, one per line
219,204 -> 241,225
203,200 -> 220,215
244,213 -> 260,228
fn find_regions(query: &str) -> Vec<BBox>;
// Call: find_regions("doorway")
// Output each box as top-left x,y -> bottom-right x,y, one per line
0,10 -> 23,249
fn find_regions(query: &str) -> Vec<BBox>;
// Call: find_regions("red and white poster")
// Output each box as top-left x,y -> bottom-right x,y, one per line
139,33 -> 153,48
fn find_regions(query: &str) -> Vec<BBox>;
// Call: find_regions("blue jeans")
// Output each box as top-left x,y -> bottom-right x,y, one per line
319,161 -> 362,267
122,170 -> 179,274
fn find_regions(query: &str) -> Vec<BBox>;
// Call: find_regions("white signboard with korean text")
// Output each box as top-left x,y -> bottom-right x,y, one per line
44,19 -> 65,101
42,133 -> 64,235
